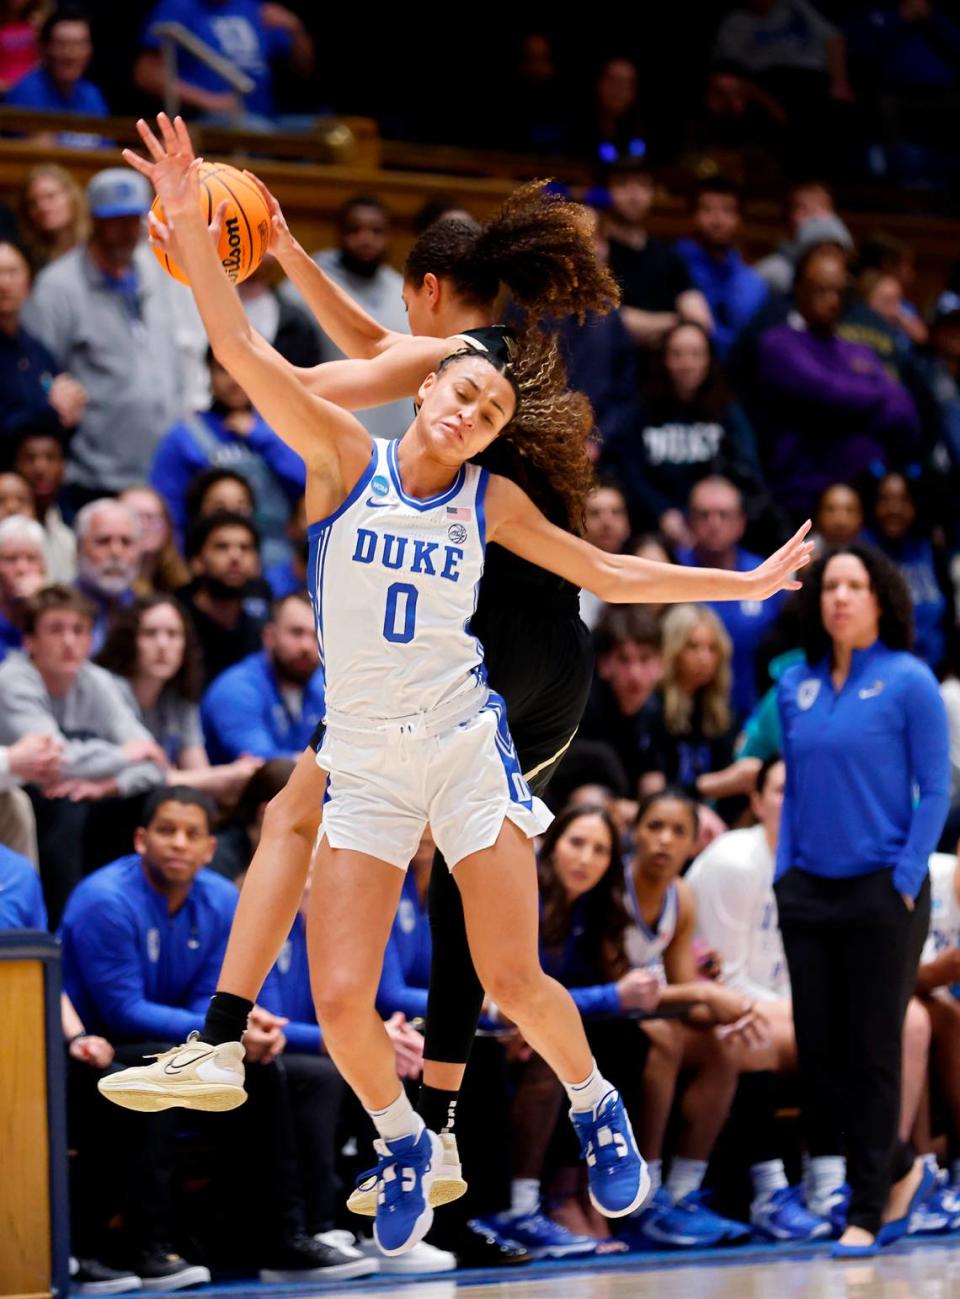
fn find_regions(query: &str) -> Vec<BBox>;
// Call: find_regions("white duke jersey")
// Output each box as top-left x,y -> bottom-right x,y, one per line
307,438 -> 489,719
623,870 -> 678,983
921,852 -> 960,965
685,825 -> 789,1002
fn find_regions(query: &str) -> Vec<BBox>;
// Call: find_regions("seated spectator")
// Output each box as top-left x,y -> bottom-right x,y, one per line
119,484 -> 189,596
179,510 -> 269,687
754,181 -> 853,294
675,477 -> 786,717
579,480 -> 631,629
279,195 -> 410,441
577,607 -> 664,800
643,606 -> 739,836
184,465 -> 255,529
73,496 -> 139,653
600,324 -> 762,546
855,268 -> 921,362
16,161 -> 89,273
264,494 -> 307,598
0,584 -> 166,922
12,426 -> 76,580
865,470 -> 954,672
151,349 -> 304,569
238,256 -> 320,369
4,4 -> 110,148
61,786 -> 365,1286
675,177 -> 769,359
575,56 -> 646,163
857,234 -> 928,349
812,481 -> 864,552
200,593 -> 323,764
914,292 -> 960,504
22,167 -> 188,502
0,513 -> 46,655
0,468 -> 33,518
97,594 -> 263,804
602,158 -> 712,353
0,239 -> 86,442
690,756 -> 936,1230
755,245 -> 919,520
134,0 -> 315,126
0,835 -> 45,926
0,0 -> 45,95
916,843 -> 960,1198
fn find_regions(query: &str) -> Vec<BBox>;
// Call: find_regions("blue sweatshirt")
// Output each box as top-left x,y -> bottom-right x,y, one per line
200,650 -> 325,763
675,239 -> 769,359
59,854 -> 238,1041
376,872 -> 431,1021
0,844 -> 47,929
776,642 -> 950,898
258,912 -> 323,1054
541,894 -> 622,1018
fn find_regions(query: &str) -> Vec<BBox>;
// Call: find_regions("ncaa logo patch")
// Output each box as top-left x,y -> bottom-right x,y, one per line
448,523 -> 468,544
797,679 -> 821,711
371,475 -> 390,497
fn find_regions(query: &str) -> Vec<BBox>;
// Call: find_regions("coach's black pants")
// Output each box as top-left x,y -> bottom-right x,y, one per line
775,867 -> 931,1236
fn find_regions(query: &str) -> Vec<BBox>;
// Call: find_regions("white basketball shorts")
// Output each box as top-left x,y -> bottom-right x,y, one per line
314,690 -> 553,870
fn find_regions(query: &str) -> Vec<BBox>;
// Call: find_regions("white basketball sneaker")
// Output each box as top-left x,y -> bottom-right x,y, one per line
98,1031 -> 246,1112
347,1129 -> 467,1217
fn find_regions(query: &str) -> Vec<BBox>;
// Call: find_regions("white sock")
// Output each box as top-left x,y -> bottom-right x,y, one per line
666,1157 -> 708,1204
367,1090 -> 423,1144
509,1178 -> 540,1217
564,1060 -> 611,1113
750,1159 -> 789,1201
805,1155 -> 846,1216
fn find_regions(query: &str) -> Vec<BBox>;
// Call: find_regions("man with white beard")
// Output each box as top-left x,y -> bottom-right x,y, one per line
73,498 -> 140,653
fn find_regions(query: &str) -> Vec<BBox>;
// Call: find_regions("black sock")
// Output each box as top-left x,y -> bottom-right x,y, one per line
201,991 -> 254,1045
417,1084 -> 459,1135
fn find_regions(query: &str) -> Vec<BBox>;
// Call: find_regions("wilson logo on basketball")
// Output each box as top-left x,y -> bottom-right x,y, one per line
222,216 -> 243,280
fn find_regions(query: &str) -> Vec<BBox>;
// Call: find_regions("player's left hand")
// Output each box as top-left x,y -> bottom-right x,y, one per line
744,521 -> 814,599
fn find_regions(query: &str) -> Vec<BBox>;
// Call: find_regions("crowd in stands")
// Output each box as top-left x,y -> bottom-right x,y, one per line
3,4 -> 960,1291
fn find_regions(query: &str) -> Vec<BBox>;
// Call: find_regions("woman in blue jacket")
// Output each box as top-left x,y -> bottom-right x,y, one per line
775,543 -> 951,1256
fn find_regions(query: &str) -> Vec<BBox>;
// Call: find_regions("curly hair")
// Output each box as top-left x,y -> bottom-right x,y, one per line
796,543 -> 914,663
660,604 -> 733,738
538,803 -> 632,981
441,331 -> 596,531
404,180 -> 620,323
96,595 -> 205,703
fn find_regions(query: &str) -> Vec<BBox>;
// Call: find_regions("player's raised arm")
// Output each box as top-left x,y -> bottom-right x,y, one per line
486,475 -> 813,604
123,115 -> 370,489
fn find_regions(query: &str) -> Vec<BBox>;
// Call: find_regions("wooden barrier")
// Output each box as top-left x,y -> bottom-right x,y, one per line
0,932 -> 69,1299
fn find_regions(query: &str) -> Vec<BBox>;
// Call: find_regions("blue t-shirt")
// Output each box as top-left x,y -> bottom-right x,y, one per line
141,0 -> 292,117
5,67 -> 109,148
776,642 -> 950,899
0,845 -> 47,930
677,545 -> 785,717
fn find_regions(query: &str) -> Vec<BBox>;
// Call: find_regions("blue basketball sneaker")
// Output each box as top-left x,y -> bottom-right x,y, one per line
570,1089 -> 650,1217
621,1187 -> 730,1249
372,1127 -> 442,1256
750,1185 -> 833,1242
808,1182 -> 852,1236
478,1211 -> 597,1260
672,1190 -> 751,1244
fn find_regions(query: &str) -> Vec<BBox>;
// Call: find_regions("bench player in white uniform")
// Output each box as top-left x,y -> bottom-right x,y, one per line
109,114 -> 813,1257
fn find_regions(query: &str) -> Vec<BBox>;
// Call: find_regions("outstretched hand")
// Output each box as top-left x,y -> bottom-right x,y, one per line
122,112 -> 202,220
242,170 -> 295,258
746,521 -> 814,599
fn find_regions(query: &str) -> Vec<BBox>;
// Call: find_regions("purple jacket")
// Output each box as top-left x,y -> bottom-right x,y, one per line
757,318 -> 919,516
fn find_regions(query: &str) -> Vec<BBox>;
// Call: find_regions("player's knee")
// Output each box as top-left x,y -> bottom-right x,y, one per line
481,959 -> 545,1019
261,781 -> 319,842
312,972 -> 374,1029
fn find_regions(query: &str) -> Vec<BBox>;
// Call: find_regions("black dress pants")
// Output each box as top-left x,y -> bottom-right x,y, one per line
775,868 -> 931,1235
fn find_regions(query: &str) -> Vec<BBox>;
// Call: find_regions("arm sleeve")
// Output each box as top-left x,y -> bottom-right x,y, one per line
689,853 -> 778,1001
375,935 -> 428,1021
758,333 -> 900,419
568,982 -> 622,1018
200,672 -> 286,762
183,911 -> 235,1014
90,673 -> 165,794
249,422 -> 307,500
893,668 -> 952,899
0,668 -> 133,780
774,684 -> 797,881
76,904 -> 201,1041
20,276 -> 73,369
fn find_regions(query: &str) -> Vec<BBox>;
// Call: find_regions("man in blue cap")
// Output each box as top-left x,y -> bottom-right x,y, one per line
22,167 -> 191,512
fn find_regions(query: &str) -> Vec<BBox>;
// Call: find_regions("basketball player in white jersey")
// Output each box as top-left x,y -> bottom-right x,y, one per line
108,115 -> 812,1257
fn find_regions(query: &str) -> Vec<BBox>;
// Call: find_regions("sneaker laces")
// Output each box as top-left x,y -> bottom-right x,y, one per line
371,1137 -> 426,1212
776,1185 -> 821,1226
577,1097 -> 629,1173
144,1031 -> 202,1063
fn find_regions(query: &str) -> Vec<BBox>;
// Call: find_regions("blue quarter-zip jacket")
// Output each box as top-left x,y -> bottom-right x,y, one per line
200,650 -> 326,763
258,912 -> 323,1054
59,855 -> 238,1041
376,872 -> 431,1021
0,844 -> 47,929
776,642 -> 949,899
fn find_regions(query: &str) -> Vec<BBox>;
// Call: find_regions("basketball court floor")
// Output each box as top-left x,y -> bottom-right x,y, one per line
149,1237 -> 960,1299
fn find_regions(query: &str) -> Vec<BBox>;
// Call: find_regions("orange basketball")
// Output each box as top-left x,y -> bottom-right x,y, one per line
151,161 -> 270,286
